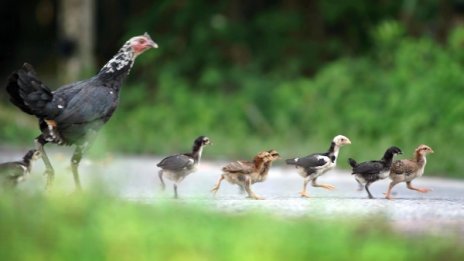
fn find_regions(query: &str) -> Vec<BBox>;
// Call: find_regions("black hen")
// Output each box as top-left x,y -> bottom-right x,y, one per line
0,149 -> 41,189
348,146 -> 402,199
5,33 -> 157,190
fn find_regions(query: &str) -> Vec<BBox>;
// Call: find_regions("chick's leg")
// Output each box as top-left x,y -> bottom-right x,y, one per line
173,183 -> 178,199
356,179 -> 364,191
238,185 -> 246,194
244,177 -> 263,200
211,174 -> 225,196
158,170 -> 166,191
300,178 -> 311,198
385,181 -> 400,200
406,181 -> 431,193
35,137 -> 54,190
365,182 -> 374,199
311,178 -> 335,190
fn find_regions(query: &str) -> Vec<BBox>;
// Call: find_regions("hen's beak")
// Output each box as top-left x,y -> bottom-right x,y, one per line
144,32 -> 158,48
148,39 -> 158,49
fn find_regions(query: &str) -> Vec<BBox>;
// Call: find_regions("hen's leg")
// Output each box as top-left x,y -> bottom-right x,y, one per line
311,178 -> 335,190
71,145 -> 84,191
35,136 -> 54,190
300,177 -> 311,198
211,174 -> 224,196
406,181 -> 431,193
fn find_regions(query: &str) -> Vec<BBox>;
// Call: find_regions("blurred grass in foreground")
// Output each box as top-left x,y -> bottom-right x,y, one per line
0,192 -> 462,261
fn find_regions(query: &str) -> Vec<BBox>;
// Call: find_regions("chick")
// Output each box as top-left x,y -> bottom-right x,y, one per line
157,136 -> 211,198
285,135 -> 351,198
348,146 -> 402,199
211,151 -> 276,200
237,149 -> 280,194
250,149 -> 280,184
0,149 -> 41,189
385,144 -> 434,200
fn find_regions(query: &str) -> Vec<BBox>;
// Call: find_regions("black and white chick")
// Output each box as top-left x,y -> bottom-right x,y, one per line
348,146 -> 402,199
157,136 -> 211,198
285,135 -> 351,198
0,149 -> 41,189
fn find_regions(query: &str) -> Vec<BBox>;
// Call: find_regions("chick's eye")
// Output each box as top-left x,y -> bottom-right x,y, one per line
138,39 -> 146,44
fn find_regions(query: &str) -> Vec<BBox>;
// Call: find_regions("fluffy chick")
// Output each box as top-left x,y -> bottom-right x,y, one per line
0,149 -> 41,189
348,146 -> 402,199
157,136 -> 211,198
211,151 -> 275,200
285,135 -> 351,198
385,144 -> 434,200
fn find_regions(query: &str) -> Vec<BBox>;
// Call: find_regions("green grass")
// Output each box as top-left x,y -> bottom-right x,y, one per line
0,192 -> 462,261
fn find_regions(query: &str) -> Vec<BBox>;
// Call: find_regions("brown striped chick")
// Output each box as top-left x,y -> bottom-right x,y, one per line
385,144 -> 434,200
211,151 -> 273,200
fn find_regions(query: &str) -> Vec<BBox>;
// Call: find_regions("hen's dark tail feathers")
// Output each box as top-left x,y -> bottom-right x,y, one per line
348,158 -> 357,168
6,63 -> 53,117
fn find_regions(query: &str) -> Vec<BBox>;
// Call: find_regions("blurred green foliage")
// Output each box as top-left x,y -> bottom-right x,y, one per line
0,192 -> 462,261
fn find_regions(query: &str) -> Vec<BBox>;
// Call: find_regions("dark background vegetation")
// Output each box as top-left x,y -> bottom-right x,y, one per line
1,0 -> 464,177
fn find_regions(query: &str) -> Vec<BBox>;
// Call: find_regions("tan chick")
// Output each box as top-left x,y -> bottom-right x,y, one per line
211,150 -> 278,200
385,144 -> 434,200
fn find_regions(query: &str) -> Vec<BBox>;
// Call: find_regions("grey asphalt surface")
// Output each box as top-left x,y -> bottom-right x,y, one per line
2,149 -> 464,236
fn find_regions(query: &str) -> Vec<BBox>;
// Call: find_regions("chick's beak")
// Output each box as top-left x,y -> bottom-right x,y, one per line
345,139 -> 352,145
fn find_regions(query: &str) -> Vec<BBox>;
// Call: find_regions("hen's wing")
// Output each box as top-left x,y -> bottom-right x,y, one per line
6,64 -> 117,127
53,78 -> 117,125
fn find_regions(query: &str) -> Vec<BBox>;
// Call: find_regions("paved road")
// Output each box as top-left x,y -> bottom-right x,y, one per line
2,150 -> 464,236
